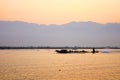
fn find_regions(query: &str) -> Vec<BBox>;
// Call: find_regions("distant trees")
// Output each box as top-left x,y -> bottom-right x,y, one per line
0,46 -> 120,49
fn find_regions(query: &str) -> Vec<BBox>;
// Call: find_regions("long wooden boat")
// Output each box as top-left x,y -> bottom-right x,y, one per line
55,49 -> 96,54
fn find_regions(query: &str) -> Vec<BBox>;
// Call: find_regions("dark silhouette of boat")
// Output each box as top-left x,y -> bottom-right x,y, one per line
56,49 -> 99,54
56,49 -> 89,54
56,50 -> 71,53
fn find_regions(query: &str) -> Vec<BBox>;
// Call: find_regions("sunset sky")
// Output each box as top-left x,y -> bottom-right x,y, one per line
0,0 -> 120,25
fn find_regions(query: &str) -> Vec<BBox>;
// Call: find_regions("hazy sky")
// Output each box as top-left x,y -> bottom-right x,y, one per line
1,0 -> 120,25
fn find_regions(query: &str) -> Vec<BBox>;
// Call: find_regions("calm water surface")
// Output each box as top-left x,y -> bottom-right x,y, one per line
0,49 -> 120,80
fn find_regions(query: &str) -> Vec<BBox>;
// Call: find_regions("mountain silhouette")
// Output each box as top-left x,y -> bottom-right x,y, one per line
0,21 -> 120,47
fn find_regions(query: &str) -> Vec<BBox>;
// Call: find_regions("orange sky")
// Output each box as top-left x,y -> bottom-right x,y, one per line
0,0 -> 120,25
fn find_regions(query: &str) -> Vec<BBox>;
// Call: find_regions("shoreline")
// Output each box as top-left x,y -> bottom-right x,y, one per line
0,46 -> 120,49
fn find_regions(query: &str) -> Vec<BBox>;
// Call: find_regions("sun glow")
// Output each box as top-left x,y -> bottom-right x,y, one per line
0,0 -> 120,25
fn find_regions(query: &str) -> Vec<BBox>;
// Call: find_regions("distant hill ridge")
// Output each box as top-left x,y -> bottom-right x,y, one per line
0,21 -> 120,47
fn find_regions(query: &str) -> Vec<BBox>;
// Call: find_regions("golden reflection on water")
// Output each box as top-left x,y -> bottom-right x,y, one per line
0,49 -> 120,80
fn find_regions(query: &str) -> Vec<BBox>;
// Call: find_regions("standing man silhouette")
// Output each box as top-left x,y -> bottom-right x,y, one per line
92,48 -> 95,54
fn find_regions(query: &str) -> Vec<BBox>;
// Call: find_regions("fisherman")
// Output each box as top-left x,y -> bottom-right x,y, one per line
92,48 -> 95,54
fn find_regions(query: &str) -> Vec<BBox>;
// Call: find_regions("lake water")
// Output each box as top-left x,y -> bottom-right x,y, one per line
0,49 -> 120,80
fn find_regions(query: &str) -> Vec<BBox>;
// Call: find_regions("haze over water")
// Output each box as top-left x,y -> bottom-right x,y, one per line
0,0 -> 120,80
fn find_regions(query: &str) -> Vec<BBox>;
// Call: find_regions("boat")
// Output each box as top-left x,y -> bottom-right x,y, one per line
56,49 -> 89,54
56,49 -> 99,54
56,50 -> 72,53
